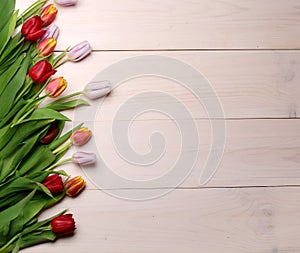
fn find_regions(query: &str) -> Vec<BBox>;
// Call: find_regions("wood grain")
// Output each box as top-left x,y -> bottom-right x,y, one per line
13,0 -> 300,252
61,118 -> 300,189
22,187 -> 300,253
57,51 -> 300,119
16,0 -> 300,50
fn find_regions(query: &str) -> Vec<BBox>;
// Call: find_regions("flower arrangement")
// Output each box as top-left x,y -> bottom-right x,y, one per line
0,0 -> 111,252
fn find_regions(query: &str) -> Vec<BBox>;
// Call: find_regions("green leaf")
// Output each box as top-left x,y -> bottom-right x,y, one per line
0,0 -> 15,33
0,49 -> 31,119
0,190 -> 35,245
0,53 -> 25,96
0,177 -> 36,199
11,236 -> 21,253
14,230 -> 56,252
0,99 -> 26,129
0,10 -> 18,56
0,40 -> 30,71
46,99 -> 90,111
0,193 -> 26,211
16,108 -> 70,125
0,125 -> 42,182
18,145 -> 56,176
8,213 -> 24,242
0,120 -> 53,158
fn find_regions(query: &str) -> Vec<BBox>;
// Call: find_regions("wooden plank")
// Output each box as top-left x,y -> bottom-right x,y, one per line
16,0 -> 300,50
60,118 -> 300,189
56,51 -> 300,119
22,187 -> 300,252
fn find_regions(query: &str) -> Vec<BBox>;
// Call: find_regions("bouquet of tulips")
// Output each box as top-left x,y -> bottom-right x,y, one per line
0,0 -> 110,252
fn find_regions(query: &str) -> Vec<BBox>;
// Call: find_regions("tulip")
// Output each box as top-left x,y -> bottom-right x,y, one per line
72,152 -> 96,166
54,0 -> 77,6
67,41 -> 92,62
42,174 -> 64,195
64,176 -> 86,197
84,80 -> 111,100
41,4 -> 58,27
45,76 -> 67,97
41,121 -> 59,144
37,38 -> 57,56
51,213 -> 76,236
41,24 -> 60,41
70,127 -> 92,146
21,16 -> 45,42
29,60 -> 56,84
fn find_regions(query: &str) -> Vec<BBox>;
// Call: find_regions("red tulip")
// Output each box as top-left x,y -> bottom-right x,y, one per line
42,174 -> 64,195
21,16 -> 46,42
70,127 -> 92,146
41,121 -> 59,144
37,37 -> 57,56
41,4 -> 58,27
64,176 -> 86,197
29,60 -> 56,84
45,77 -> 67,98
51,214 -> 76,236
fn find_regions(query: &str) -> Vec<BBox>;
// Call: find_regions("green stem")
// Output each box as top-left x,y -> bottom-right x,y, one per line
15,80 -> 34,102
46,157 -> 72,171
16,0 -> 48,26
0,234 -> 20,253
54,57 -> 69,69
46,91 -> 84,105
53,141 -> 72,155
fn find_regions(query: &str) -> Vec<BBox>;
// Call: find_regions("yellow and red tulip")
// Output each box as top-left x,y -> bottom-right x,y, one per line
41,4 -> 58,27
70,127 -> 92,146
64,176 -> 86,197
37,37 -> 57,56
45,76 -> 67,97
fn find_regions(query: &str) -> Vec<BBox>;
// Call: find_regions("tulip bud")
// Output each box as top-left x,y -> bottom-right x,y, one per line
84,80 -> 111,100
54,0 -> 77,6
70,127 -> 92,146
72,152 -> 96,166
45,77 -> 67,97
41,24 -> 60,41
41,4 -> 58,27
37,38 -> 57,56
51,214 -> 76,236
41,121 -> 59,144
67,41 -> 92,62
42,174 -> 64,195
21,16 -> 45,42
29,60 -> 56,84
64,176 -> 86,197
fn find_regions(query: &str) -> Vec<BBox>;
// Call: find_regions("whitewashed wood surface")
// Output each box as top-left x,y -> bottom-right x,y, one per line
15,0 -> 300,252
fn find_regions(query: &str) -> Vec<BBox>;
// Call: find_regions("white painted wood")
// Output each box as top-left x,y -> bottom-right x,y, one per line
22,187 -> 300,253
12,1 -> 300,252
60,118 -> 300,189
57,51 -> 300,119
16,0 -> 300,50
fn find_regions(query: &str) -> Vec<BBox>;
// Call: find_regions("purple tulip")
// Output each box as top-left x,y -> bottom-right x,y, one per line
41,24 -> 60,41
67,41 -> 92,62
72,152 -> 96,165
54,0 -> 77,6
84,80 -> 111,100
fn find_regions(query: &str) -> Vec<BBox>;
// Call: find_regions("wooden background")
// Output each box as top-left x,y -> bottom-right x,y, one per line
16,0 -> 300,252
